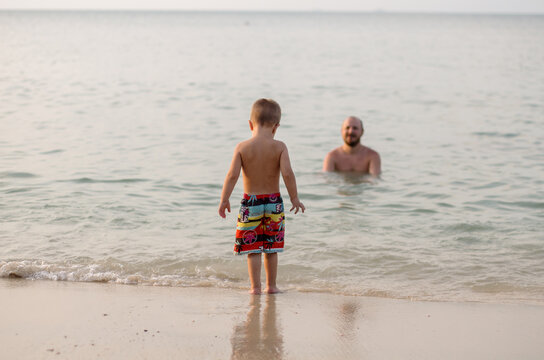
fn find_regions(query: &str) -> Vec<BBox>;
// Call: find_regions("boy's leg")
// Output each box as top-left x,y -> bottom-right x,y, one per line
264,252 -> 280,294
247,253 -> 262,294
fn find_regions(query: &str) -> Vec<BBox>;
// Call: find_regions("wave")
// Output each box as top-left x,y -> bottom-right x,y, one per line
2,260 -> 542,305
0,259 -> 407,300
0,260 -> 239,288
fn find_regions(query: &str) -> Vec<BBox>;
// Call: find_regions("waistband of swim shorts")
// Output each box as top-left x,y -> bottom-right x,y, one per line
242,193 -> 281,200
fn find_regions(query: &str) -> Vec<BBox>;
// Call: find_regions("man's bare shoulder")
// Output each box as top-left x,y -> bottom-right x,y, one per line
326,147 -> 344,158
325,146 -> 344,161
361,145 -> 380,159
323,147 -> 343,171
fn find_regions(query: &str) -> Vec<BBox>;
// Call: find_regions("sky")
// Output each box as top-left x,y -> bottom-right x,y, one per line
0,0 -> 543,14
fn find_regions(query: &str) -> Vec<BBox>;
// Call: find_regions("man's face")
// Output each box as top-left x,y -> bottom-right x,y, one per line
342,118 -> 363,147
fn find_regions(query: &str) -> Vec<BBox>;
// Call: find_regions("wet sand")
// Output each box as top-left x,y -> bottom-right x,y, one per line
1,279 -> 543,359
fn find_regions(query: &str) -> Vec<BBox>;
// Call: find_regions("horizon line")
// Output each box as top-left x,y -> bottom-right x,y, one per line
0,8 -> 543,16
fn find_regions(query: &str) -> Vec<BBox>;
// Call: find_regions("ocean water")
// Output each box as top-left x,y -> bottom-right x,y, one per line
1,11 -> 543,304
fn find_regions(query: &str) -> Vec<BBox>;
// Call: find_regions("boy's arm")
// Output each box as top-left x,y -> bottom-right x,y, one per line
219,145 -> 242,218
279,143 -> 305,214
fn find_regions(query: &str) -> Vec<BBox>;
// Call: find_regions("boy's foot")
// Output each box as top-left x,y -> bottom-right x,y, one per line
265,286 -> 282,294
249,288 -> 262,295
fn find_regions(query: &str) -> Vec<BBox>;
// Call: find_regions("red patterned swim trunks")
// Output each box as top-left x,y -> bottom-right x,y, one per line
234,193 -> 285,255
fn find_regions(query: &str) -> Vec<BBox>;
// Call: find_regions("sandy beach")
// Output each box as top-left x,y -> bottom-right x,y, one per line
1,279 -> 543,359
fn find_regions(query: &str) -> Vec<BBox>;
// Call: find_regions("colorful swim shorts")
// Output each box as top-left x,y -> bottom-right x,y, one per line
234,193 -> 285,255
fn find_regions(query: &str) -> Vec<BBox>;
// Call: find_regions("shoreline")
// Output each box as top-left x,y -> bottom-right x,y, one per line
2,278 -> 544,359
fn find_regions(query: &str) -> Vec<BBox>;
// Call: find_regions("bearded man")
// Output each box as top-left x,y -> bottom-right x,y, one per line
322,116 -> 381,176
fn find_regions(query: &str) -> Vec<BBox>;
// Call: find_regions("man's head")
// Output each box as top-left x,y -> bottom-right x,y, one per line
250,98 -> 281,127
342,116 -> 364,147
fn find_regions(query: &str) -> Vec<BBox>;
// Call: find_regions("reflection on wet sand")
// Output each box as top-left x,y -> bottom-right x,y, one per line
335,301 -> 361,359
337,301 -> 359,340
231,295 -> 283,360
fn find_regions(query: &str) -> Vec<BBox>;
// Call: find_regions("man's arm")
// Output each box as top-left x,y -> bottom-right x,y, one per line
218,145 -> 242,218
279,144 -> 305,214
369,152 -> 381,177
322,151 -> 336,172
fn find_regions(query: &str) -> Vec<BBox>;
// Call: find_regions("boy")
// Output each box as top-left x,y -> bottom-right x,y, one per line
218,98 -> 305,295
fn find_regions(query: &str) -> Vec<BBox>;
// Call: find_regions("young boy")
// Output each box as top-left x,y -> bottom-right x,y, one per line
218,98 -> 305,295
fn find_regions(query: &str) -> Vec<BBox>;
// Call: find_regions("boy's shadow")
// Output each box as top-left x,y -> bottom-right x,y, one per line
231,295 -> 284,360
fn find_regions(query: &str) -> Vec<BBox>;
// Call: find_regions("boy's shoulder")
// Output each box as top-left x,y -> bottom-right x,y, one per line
237,137 -> 286,151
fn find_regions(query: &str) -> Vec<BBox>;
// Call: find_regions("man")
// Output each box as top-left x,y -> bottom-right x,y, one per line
323,116 -> 381,176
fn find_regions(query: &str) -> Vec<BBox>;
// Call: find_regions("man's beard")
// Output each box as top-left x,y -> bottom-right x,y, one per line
344,136 -> 360,147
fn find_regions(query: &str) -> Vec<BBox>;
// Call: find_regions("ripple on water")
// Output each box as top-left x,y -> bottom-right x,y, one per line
454,236 -> 483,245
466,199 -> 544,210
4,187 -> 33,194
40,149 -> 65,155
411,208 -> 438,214
509,201 -> 544,210
470,181 -> 507,190
0,171 -> 39,179
472,131 -> 520,138
405,191 -> 450,199
61,177 -> 149,184
443,222 -> 496,233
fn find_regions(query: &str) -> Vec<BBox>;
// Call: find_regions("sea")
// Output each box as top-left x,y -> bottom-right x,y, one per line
1,10 -> 543,304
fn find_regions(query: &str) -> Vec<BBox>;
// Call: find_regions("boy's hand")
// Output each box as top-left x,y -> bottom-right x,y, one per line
218,200 -> 231,218
289,198 -> 305,214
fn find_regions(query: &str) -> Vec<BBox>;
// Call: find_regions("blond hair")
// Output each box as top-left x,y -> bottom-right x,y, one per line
250,98 -> 281,127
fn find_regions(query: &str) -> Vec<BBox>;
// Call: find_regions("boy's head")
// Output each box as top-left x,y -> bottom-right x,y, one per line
250,98 -> 281,127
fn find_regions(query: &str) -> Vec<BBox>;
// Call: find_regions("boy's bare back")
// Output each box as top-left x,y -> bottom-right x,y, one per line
237,136 -> 285,195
